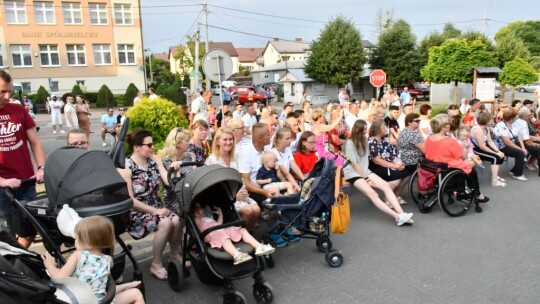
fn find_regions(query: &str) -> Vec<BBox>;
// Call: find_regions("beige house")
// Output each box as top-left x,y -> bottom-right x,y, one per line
168,41 -> 239,76
261,38 -> 310,68
0,0 -> 145,94
236,47 -> 264,72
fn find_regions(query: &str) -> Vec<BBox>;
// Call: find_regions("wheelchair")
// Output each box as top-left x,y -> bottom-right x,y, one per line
408,160 -> 483,217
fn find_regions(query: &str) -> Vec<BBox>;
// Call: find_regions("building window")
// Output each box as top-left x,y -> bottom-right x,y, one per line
50,81 -> 59,92
66,44 -> 86,66
114,3 -> 132,25
34,2 -> 55,24
89,3 -> 108,25
93,44 -> 112,65
21,82 -> 31,93
62,2 -> 82,24
5,1 -> 27,24
10,45 -> 32,67
39,45 -> 60,67
117,44 -> 135,64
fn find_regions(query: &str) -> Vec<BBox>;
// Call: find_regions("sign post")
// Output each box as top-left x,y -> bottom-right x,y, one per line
369,69 -> 387,100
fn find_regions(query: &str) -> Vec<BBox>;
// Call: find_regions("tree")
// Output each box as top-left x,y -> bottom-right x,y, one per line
369,19 -> 421,86
146,56 -> 175,85
124,83 -> 139,107
441,23 -> 461,40
495,32 -> 531,67
418,23 -> 461,70
499,58 -> 538,100
496,20 -> 540,57
461,30 -> 495,53
71,84 -> 85,99
96,84 -> 116,108
304,16 -> 366,85
421,38 -> 497,103
35,85 -> 50,105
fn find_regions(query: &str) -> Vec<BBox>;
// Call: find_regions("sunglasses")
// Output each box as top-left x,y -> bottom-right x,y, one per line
140,143 -> 154,148
413,119 -> 421,123
175,127 -> 183,141
68,141 -> 88,147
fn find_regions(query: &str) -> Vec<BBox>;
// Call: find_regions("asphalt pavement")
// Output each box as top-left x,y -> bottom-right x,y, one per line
29,95 -> 540,304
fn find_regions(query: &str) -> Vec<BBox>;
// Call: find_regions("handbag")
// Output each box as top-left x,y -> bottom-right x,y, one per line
331,166 -> 350,234
417,160 -> 447,192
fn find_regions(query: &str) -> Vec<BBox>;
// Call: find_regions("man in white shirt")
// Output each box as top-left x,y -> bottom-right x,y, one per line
398,104 -> 414,131
345,102 -> 360,130
232,104 -> 243,119
459,98 -> 470,115
63,95 -> 78,131
400,87 -> 411,105
241,104 -> 257,135
189,90 -> 212,125
48,95 -> 65,134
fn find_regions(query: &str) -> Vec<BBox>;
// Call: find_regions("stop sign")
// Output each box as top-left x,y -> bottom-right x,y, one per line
370,69 -> 386,87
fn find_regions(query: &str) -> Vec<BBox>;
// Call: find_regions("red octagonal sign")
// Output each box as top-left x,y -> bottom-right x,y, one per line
370,69 -> 386,87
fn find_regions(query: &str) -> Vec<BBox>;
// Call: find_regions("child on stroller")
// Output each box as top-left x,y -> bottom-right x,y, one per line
41,215 -> 144,304
191,202 -> 275,265
256,151 -> 295,195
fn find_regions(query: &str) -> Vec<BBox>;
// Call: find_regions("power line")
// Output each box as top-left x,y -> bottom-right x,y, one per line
210,11 -> 321,30
210,12 -> 266,45
204,24 -> 299,42
207,4 -> 327,24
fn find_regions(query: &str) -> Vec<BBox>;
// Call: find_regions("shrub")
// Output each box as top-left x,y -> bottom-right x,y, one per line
124,83 -> 139,107
115,95 -> 126,106
126,96 -> 189,150
96,84 -> 116,108
71,84 -> 85,99
86,92 -> 98,105
430,104 -> 450,118
35,86 -> 50,104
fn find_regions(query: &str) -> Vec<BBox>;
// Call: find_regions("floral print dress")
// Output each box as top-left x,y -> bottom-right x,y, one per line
72,250 -> 111,303
368,136 -> 410,181
126,157 -> 174,239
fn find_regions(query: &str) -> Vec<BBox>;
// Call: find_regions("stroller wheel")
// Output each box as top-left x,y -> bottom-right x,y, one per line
168,261 -> 186,292
223,290 -> 247,304
325,250 -> 344,268
316,237 -> 332,253
253,282 -> 274,304
264,254 -> 275,268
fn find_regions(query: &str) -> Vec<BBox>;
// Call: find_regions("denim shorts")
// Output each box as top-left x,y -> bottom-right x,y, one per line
0,182 -> 37,237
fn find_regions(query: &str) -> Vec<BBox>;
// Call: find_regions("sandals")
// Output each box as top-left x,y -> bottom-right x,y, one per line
491,180 -> 507,187
497,176 -> 506,182
397,197 -> 408,205
149,264 -> 168,281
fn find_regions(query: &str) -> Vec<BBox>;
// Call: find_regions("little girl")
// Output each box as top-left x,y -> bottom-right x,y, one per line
457,126 -> 484,169
191,202 -> 275,265
462,108 -> 476,128
42,216 -> 144,304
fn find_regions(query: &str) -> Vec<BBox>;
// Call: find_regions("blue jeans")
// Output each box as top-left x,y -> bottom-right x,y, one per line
0,182 -> 36,236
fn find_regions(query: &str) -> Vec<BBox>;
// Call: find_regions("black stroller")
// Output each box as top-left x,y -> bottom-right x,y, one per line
167,164 -> 274,304
263,157 -> 344,267
7,147 -> 143,301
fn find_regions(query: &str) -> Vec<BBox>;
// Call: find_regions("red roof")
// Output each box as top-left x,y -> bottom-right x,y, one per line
236,48 -> 264,62
153,52 -> 169,61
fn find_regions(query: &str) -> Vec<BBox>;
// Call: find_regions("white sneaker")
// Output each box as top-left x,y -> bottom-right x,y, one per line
102,142 -> 107,147
255,244 -> 275,256
396,213 -> 414,226
53,131 -> 57,134
406,218 -> 414,224
513,175 -> 527,181
233,252 -> 252,265
60,130 -> 65,134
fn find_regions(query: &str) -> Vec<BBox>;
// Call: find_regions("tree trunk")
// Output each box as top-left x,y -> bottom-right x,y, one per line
501,84 -> 506,100
453,81 -> 458,104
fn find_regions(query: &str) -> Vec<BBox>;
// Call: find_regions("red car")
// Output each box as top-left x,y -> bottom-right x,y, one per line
396,83 -> 430,100
228,86 -> 267,105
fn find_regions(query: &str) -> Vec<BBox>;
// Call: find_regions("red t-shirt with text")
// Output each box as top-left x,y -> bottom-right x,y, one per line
0,103 -> 36,179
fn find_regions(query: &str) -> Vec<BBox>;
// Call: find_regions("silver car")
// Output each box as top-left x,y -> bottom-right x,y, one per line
517,82 -> 540,93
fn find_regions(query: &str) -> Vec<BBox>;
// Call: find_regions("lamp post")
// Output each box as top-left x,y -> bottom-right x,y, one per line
144,48 -> 153,84
282,55 -> 290,81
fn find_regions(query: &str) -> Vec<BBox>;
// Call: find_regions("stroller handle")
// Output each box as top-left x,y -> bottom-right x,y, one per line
167,162 -> 205,188
2,177 -> 37,201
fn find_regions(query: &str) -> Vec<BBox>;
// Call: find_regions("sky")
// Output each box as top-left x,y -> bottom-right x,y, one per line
140,0 -> 538,55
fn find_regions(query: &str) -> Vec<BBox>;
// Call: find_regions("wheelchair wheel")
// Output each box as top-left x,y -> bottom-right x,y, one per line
408,169 -> 434,212
438,170 -> 475,217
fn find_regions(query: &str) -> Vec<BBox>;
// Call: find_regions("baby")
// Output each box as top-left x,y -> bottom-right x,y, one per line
256,152 -> 295,196
456,126 -> 484,168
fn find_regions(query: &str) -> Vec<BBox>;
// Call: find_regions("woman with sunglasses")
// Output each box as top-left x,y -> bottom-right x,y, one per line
118,129 -> 183,281
396,113 -> 425,174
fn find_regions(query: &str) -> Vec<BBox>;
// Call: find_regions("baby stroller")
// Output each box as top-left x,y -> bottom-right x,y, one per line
263,157 -> 344,267
0,230 -> 116,304
8,147 -> 144,299
167,164 -> 274,304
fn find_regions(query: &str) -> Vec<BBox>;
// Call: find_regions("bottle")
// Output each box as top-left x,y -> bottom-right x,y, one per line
240,185 -> 249,203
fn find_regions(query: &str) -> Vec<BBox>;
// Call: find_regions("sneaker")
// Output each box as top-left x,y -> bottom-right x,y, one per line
102,142 -> 107,147
269,233 -> 288,248
282,228 -> 300,242
406,218 -> 414,225
233,252 -> 252,265
513,175 -> 527,181
397,197 -> 408,205
60,130 -> 65,134
53,131 -> 57,134
396,213 -> 413,226
255,244 -> 275,256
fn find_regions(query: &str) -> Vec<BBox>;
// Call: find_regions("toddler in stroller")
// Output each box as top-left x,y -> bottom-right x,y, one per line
191,202 -> 275,265
42,215 -> 143,303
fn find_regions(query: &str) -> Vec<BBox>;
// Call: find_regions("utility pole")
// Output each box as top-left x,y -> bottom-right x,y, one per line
145,48 -> 153,84
204,0 -> 210,91
195,23 -> 200,94
482,11 -> 488,36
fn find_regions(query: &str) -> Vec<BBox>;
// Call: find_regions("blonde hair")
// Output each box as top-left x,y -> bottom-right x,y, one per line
273,127 -> 292,148
157,127 -> 190,161
75,216 -> 115,252
210,127 -> 236,160
311,109 -> 323,122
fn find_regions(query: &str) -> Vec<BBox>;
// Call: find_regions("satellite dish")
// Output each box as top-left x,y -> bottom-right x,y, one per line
202,49 -> 233,83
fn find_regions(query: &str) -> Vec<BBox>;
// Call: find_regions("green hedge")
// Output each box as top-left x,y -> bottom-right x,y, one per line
96,84 -> 116,108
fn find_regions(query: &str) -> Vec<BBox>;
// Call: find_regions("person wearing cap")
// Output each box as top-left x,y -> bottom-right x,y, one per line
48,95 -> 65,134
279,102 -> 294,128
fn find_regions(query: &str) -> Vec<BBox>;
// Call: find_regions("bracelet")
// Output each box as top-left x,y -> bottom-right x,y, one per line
37,165 -> 45,170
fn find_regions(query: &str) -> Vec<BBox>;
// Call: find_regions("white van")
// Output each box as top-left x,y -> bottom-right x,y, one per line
221,81 -> 237,89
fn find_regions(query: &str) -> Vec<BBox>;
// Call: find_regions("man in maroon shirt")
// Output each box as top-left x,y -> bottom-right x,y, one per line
0,70 -> 45,248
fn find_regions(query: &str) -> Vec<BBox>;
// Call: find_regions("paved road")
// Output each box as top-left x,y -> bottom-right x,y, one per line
31,103 -> 540,304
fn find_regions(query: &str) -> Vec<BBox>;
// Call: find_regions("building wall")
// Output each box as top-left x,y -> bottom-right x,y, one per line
0,0 -> 144,94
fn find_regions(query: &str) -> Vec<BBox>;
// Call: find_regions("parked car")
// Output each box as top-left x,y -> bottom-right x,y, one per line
396,83 -> 430,100
211,85 -> 223,95
221,80 -> 237,89
517,82 -> 540,93
227,86 -> 267,105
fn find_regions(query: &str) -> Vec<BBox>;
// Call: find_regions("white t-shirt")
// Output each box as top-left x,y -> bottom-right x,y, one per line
290,132 -> 301,153
49,100 -> 64,115
238,142 -> 263,187
419,118 -> 431,139
149,93 -> 158,100
64,103 -> 78,128
397,113 -> 406,131
241,113 -> 257,131
235,135 -> 252,160
345,112 -> 359,130
271,147 -> 293,172
338,91 -> 349,106
190,96 -> 207,123
233,110 -> 243,119
513,118 -> 529,141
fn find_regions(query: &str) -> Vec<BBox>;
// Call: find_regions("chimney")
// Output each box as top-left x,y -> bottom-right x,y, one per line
273,38 -> 279,41
295,38 -> 302,42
